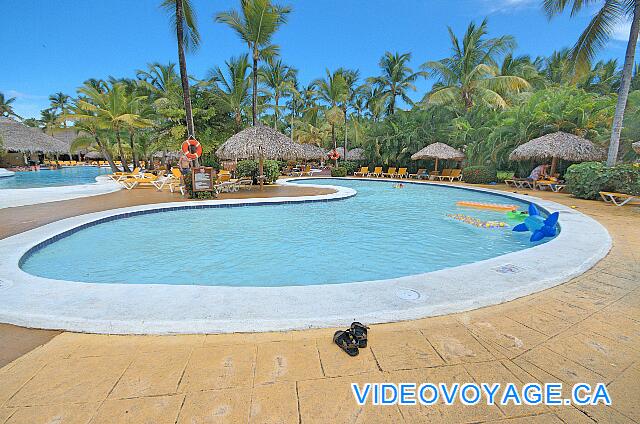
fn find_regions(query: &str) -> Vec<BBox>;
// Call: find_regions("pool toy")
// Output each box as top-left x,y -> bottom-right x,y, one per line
512,204 -> 559,242
506,210 -> 528,222
456,201 -> 518,212
447,213 -> 507,228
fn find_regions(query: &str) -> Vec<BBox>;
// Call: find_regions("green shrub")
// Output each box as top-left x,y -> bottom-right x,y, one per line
236,159 -> 280,183
566,162 -> 640,199
331,167 -> 347,177
605,164 -> 640,196
340,161 -> 358,175
463,166 -> 497,184
496,170 -> 515,183
565,162 -> 609,199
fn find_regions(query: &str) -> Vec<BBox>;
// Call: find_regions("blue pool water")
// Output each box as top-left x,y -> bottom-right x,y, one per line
21,179 -> 553,286
0,166 -> 109,189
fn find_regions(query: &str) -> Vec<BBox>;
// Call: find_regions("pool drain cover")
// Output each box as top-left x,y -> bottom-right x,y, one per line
395,288 -> 421,301
492,264 -> 526,274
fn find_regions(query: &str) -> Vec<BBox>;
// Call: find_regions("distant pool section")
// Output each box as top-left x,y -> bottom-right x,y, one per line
0,166 -> 110,189
0,178 -> 611,334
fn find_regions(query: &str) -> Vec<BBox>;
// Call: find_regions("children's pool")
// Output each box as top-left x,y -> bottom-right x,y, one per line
20,179 -> 554,286
0,166 -> 109,189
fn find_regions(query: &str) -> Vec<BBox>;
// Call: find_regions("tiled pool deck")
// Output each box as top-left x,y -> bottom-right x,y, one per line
0,180 -> 638,423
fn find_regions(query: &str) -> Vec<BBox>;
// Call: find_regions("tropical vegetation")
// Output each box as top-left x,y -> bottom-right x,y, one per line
5,0 -> 639,176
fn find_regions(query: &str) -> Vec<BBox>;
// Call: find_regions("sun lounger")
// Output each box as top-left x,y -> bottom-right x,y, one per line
434,169 -> 452,181
504,178 -> 534,189
109,167 -> 141,182
599,191 -> 639,206
381,167 -> 397,178
440,169 -> 462,182
396,168 -> 408,178
408,168 -> 426,179
354,167 -> 369,177
535,180 -> 566,192
120,174 -> 158,190
236,177 -> 253,189
368,167 -> 383,177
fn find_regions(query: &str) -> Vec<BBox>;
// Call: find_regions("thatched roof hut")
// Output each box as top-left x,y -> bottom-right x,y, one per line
330,147 -> 365,161
411,142 -> 465,172
216,124 -> 301,161
217,125 -> 301,188
509,131 -> 605,175
632,141 -> 640,155
0,117 -> 69,154
84,151 -> 104,160
298,143 -> 326,160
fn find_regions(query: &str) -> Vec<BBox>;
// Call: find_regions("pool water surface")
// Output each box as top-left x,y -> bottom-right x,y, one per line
0,166 -> 110,189
21,179 -> 553,286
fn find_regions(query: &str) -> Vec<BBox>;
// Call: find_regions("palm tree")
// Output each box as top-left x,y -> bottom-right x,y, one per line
208,54 -> 252,132
422,19 -> 530,110
0,93 -> 20,119
260,58 -> 296,130
542,49 -> 575,85
216,0 -> 292,126
76,83 -> 152,172
160,0 -> 200,140
49,92 -> 71,127
336,68 -> 360,157
313,69 -> 348,163
368,52 -> 424,115
40,109 -> 61,135
544,0 -> 640,165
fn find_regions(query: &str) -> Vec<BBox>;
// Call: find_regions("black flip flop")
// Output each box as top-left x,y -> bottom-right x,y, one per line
333,330 -> 359,356
350,322 -> 369,348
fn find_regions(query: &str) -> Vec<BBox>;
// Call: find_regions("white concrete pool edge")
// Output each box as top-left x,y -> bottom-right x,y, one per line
0,178 -> 611,334
0,175 -> 122,209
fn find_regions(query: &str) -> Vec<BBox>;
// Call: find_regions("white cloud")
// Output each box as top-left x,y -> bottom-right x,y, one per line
611,20 -> 631,42
481,0 -> 537,14
3,90 -> 46,100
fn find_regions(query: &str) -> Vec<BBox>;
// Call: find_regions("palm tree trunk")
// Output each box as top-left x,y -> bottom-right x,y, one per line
252,47 -> 259,126
95,135 -> 118,173
274,94 -> 279,130
332,124 -> 337,166
176,0 -> 195,139
606,3 -> 640,167
115,132 -> 131,172
128,131 -> 139,168
343,106 -> 348,162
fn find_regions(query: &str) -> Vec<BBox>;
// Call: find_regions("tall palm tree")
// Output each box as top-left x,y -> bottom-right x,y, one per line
208,54 -> 252,132
422,20 -> 530,110
544,0 -> 640,165
136,62 -> 181,95
49,92 -> 71,127
0,93 -> 20,119
216,0 -> 292,126
161,0 -> 200,140
260,58 -> 296,130
368,52 -> 424,115
336,68 -> 360,157
313,69 -> 348,162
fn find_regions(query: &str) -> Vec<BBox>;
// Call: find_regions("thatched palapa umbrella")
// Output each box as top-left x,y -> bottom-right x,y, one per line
330,147 -> 365,161
0,117 -> 69,154
509,131 -> 605,175
216,124 -> 302,188
298,143 -> 326,161
411,142 -> 465,172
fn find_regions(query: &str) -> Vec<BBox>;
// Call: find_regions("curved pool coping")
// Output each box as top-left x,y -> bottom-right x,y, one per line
0,178 -> 611,334
0,175 -> 122,209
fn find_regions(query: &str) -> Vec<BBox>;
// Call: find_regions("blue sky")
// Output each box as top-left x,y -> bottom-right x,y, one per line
0,0 -> 635,119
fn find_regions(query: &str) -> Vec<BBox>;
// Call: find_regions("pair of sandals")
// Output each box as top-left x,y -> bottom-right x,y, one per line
333,322 -> 369,356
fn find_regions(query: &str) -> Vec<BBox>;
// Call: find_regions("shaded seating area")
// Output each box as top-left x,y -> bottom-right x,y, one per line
411,142 -> 465,182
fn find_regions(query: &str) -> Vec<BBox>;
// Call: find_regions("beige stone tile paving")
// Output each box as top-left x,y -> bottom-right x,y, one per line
0,186 -> 638,423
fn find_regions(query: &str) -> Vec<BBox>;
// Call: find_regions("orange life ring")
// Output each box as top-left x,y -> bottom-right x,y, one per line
328,149 -> 340,161
181,137 -> 202,160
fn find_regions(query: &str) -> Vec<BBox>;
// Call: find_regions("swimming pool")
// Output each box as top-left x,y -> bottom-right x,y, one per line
0,166 -> 110,189
21,178 -> 553,287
